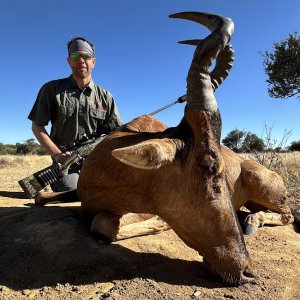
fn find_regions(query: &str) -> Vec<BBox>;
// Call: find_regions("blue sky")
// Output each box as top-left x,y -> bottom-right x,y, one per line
0,1 -> 299,147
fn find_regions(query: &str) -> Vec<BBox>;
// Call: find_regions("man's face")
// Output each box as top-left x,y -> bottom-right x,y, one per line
67,51 -> 96,79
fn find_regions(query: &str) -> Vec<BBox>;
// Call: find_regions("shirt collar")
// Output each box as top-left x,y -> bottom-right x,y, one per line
67,75 -> 94,92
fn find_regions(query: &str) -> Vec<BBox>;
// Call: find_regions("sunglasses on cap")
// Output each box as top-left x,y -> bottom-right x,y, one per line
69,52 -> 93,61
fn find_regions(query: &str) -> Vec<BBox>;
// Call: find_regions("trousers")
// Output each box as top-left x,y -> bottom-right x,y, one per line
51,162 -> 81,192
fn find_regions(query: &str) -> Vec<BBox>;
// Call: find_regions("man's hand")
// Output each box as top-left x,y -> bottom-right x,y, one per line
53,152 -> 72,164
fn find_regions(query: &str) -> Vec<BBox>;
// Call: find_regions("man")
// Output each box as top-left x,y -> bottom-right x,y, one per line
28,37 -> 122,192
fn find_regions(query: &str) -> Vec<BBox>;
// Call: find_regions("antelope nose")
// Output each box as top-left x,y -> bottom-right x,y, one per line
241,265 -> 256,283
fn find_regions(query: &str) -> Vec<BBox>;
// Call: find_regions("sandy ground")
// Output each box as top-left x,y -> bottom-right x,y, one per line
0,156 -> 300,300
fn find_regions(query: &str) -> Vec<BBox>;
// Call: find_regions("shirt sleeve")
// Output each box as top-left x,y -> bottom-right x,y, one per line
103,89 -> 123,129
28,82 -> 54,126
108,95 -> 123,128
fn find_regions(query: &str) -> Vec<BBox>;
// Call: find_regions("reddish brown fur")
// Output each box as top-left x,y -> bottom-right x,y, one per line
37,112 -> 293,285
74,111 -> 292,285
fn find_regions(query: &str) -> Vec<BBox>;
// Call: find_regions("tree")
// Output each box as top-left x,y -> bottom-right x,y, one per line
0,143 -> 16,155
222,129 -> 245,152
222,130 -> 265,153
288,140 -> 300,151
262,32 -> 300,100
15,138 -> 46,155
241,133 -> 265,153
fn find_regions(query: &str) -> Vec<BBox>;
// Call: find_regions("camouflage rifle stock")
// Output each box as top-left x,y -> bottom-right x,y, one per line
18,134 -> 106,198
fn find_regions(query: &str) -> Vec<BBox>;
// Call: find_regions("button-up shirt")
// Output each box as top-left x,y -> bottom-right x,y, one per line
28,76 -> 122,147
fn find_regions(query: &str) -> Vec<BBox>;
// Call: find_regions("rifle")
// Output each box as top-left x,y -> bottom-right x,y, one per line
18,134 -> 106,199
19,95 -> 187,199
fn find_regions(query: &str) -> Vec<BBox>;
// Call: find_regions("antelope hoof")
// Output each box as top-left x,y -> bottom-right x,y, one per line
243,224 -> 256,236
91,230 -> 114,244
34,193 -> 46,206
91,212 -> 119,243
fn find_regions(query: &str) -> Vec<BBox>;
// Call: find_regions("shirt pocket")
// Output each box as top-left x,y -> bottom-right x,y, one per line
90,108 -> 106,120
58,104 -> 76,119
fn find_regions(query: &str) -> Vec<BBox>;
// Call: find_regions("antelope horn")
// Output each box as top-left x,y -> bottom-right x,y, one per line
210,44 -> 234,90
169,12 -> 234,111
178,39 -> 203,46
177,41 -> 235,91
169,12 -> 234,48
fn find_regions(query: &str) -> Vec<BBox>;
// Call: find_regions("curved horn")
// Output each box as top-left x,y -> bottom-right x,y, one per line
178,39 -> 203,46
177,42 -> 235,91
210,44 -> 234,90
169,11 -> 234,48
169,12 -> 234,111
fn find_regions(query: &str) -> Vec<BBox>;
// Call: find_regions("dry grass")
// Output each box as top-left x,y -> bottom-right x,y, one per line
240,151 -> 300,210
0,155 -> 52,169
0,155 -> 52,191
0,153 -> 299,208
273,152 -> 300,207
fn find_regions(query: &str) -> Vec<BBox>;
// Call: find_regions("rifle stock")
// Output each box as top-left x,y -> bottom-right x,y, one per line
18,165 -> 61,198
18,134 -> 106,198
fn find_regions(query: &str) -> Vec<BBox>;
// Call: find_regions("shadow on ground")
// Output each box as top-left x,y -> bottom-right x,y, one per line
0,191 -> 28,199
0,205 -> 222,291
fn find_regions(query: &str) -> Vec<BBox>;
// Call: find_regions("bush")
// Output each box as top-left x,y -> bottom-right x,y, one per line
289,140 -> 300,151
0,139 -> 47,155
0,143 -> 16,155
222,129 -> 265,153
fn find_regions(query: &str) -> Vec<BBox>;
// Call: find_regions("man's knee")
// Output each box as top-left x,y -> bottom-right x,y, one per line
51,173 -> 79,192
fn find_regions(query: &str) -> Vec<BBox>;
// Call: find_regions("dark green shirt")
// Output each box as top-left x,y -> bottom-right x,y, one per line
28,76 -> 122,146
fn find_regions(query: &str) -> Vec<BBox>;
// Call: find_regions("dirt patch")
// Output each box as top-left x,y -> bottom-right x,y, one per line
0,156 -> 299,299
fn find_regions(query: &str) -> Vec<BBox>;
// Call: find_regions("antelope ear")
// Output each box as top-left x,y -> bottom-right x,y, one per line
111,138 -> 177,169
